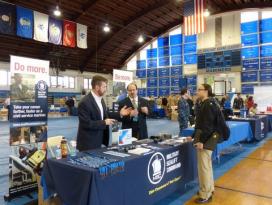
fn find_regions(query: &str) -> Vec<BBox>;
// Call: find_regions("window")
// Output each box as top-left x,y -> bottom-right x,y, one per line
0,70 -> 8,86
83,78 -> 92,89
69,77 -> 75,89
50,76 -> 57,87
50,76 -> 75,89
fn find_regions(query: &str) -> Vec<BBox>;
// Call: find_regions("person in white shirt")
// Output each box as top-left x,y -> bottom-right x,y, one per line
77,75 -> 131,151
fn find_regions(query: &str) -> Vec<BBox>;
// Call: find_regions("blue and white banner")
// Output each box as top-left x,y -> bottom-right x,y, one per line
49,17 -> 62,45
33,11 -> 49,42
16,6 -> 33,39
77,23 -> 88,49
147,78 -> 158,87
9,55 -> 49,198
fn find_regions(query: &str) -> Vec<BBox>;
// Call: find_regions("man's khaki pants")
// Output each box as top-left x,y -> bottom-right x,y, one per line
197,149 -> 214,199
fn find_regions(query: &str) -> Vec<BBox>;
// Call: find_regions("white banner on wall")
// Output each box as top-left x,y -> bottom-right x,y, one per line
254,85 -> 272,112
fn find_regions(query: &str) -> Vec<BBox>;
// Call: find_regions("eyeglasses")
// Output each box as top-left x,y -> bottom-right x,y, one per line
197,88 -> 206,91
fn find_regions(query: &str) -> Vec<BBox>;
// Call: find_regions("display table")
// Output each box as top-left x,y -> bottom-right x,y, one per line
230,115 -> 268,141
43,142 -> 197,205
181,121 -> 253,160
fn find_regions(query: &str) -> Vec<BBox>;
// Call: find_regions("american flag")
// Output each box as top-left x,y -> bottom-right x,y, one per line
183,0 -> 206,36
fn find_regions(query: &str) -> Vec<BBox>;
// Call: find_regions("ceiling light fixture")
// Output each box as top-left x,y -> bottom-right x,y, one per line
53,5 -> 61,17
103,24 -> 110,33
138,35 -> 144,43
204,9 -> 210,17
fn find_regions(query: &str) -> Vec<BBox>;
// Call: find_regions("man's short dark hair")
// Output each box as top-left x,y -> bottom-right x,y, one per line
91,75 -> 108,89
180,88 -> 188,96
127,83 -> 137,90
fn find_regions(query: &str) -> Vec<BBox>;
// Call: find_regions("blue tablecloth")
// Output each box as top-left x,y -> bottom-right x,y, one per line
230,115 -> 268,140
43,142 -> 197,205
267,114 -> 272,132
181,121 -> 253,160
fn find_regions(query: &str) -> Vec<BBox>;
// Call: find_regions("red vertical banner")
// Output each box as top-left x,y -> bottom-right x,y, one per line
63,20 -> 76,47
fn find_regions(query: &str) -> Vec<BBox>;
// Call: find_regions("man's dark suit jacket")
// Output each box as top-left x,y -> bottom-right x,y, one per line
118,96 -> 148,140
76,92 -> 109,151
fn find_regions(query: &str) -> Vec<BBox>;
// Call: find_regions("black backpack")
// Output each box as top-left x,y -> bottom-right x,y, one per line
211,99 -> 230,142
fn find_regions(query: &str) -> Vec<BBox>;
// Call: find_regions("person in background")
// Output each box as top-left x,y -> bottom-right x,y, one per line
193,84 -> 220,204
220,95 -> 232,120
77,75 -> 131,151
65,96 -> 75,116
246,96 -> 255,110
162,96 -> 168,117
187,95 -> 195,125
233,93 -> 244,110
249,103 -> 258,115
118,83 -> 149,139
244,94 -> 249,106
4,95 -> 10,120
178,88 -> 190,136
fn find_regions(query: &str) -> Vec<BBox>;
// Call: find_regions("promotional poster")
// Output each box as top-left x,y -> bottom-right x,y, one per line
112,69 -> 133,102
8,55 -> 49,198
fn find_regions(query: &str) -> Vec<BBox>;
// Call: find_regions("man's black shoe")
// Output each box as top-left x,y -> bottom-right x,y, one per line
194,196 -> 212,204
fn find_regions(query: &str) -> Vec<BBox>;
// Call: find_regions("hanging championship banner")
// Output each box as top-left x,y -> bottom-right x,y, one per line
63,20 -> 76,47
113,69 -> 133,101
7,55 -> 49,199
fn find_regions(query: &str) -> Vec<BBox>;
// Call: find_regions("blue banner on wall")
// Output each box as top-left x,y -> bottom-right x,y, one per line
241,21 -> 258,34
48,17 -> 62,45
159,87 -> 170,96
158,36 -> 169,47
137,60 -> 146,69
147,78 -> 158,87
171,87 -> 180,94
261,45 -> 272,57
260,18 -> 272,32
171,56 -> 182,66
147,48 -> 157,59
147,59 -> 157,68
138,88 -> 146,97
242,59 -> 259,71
241,34 -> 258,46
16,6 -> 33,39
171,66 -> 182,76
184,43 -> 197,54
159,68 -> 170,77
170,45 -> 182,56
159,57 -> 170,67
241,46 -> 259,59
147,88 -> 157,97
184,35 -> 197,43
184,54 -> 197,64
187,75 -> 197,85
260,31 -> 272,44
241,71 -> 258,82
158,47 -> 169,57
0,2 -> 16,35
159,78 -> 170,87
147,69 -> 157,78
171,78 -> 180,87
260,70 -> 272,82
188,86 -> 197,95
260,58 -> 272,70
241,84 -> 256,94
170,34 -> 182,45
136,69 -> 147,78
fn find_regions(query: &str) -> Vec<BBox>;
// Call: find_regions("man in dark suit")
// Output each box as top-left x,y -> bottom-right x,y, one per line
77,75 -> 131,151
118,83 -> 149,140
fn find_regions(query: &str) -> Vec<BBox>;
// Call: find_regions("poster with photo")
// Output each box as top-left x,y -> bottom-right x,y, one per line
113,69 -> 133,102
7,55 -> 49,199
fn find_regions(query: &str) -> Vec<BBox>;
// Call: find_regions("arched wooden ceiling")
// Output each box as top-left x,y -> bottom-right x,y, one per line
1,0 -> 272,73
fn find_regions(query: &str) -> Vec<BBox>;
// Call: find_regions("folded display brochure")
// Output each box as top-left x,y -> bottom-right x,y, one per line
118,129 -> 132,146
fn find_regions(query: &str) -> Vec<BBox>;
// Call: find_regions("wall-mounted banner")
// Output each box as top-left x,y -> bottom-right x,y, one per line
8,55 -> 49,199
112,69 -> 133,99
